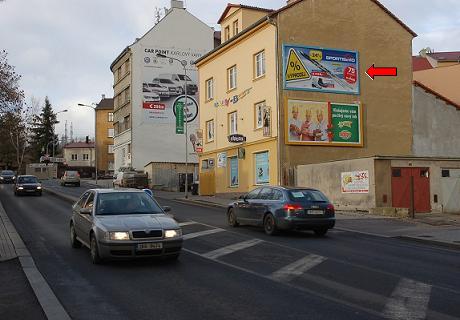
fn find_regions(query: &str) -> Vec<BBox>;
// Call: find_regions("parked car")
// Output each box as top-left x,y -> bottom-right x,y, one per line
0,170 -> 16,184
152,78 -> 181,96
14,175 -> 42,196
60,170 -> 80,187
69,189 -> 182,263
113,171 -> 149,189
158,73 -> 198,95
227,186 -> 335,236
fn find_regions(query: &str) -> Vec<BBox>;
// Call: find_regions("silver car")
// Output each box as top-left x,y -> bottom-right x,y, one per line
70,189 -> 182,264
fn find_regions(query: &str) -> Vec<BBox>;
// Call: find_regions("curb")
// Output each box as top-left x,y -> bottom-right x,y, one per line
395,235 -> 460,251
156,197 -> 228,209
44,188 -> 78,204
0,201 -> 71,320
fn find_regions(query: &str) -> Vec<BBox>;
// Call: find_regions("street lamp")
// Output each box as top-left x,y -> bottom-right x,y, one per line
77,103 -> 98,184
52,110 -> 68,160
157,53 -> 190,199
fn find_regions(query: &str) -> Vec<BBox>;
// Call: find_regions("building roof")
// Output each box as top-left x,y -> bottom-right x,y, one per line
96,98 -> 114,110
413,80 -> 460,110
64,142 -> 95,149
217,3 -> 274,24
427,51 -> 460,62
412,56 -> 434,72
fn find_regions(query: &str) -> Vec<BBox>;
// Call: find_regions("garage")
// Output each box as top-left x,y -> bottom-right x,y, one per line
441,169 -> 460,213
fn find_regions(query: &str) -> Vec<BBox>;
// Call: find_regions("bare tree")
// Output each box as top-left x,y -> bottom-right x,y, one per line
0,50 -> 24,114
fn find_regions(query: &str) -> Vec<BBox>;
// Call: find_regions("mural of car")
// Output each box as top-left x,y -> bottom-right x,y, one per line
158,73 -> 198,95
143,92 -> 161,103
143,82 -> 170,99
153,78 -> 181,96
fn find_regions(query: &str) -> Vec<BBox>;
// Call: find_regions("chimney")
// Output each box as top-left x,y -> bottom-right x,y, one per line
101,94 -> 106,100
171,0 -> 184,9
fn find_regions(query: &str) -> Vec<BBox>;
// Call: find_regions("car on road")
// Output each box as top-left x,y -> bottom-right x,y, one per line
70,189 -> 182,264
60,170 -> 80,187
14,175 -> 42,196
113,171 -> 149,189
0,170 -> 16,184
227,186 -> 335,236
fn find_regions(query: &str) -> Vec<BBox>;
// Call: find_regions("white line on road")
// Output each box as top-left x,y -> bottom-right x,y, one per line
270,254 -> 327,282
183,228 -> 224,240
178,221 -> 197,227
202,239 -> 263,259
382,278 -> 432,320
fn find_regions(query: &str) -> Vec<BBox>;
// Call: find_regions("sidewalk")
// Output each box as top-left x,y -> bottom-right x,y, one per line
152,190 -> 460,250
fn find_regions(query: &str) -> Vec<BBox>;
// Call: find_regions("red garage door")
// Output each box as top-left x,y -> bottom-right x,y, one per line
391,167 -> 431,213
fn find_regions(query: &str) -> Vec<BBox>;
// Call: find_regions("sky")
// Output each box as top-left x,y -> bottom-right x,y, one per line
1,0 -> 459,138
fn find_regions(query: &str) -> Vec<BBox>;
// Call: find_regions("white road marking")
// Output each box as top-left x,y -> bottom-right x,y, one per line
382,278 -> 432,320
270,254 -> 327,282
178,221 -> 197,227
183,228 -> 224,240
202,239 -> 263,259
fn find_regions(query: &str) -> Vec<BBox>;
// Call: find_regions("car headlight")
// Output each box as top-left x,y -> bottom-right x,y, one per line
37,186 -> 42,190
108,232 -> 130,241
0,177 -> 3,180
164,229 -> 182,238
12,176 -> 15,179
18,187 -> 24,190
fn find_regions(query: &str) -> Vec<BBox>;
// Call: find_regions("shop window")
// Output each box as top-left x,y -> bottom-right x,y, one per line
229,157 -> 238,187
255,151 -> 269,185
442,169 -> 450,177
392,168 -> 401,177
202,159 -> 209,170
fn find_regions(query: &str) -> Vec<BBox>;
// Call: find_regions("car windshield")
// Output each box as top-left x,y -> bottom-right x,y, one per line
160,79 -> 174,84
1,170 -> 14,175
66,171 -> 78,177
288,189 -> 329,202
96,192 -> 163,215
177,74 -> 192,81
18,176 -> 38,184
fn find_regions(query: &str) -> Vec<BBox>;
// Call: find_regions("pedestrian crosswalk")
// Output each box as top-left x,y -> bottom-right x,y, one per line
178,219 -> 453,320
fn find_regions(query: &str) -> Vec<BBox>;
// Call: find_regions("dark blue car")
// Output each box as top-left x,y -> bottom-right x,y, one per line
227,186 -> 335,236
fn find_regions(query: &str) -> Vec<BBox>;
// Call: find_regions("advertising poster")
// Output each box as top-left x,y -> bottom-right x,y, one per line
255,152 -> 269,184
217,152 -> 227,168
286,99 -> 362,146
229,157 -> 239,187
341,171 -> 370,194
283,45 -> 360,95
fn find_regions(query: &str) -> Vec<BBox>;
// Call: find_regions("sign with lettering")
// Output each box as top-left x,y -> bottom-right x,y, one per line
228,134 -> 247,143
341,171 -> 369,193
214,87 -> 252,108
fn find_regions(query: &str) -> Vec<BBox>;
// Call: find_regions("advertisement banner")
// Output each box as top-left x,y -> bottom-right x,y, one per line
341,171 -> 370,194
255,152 -> 269,184
286,99 -> 362,147
217,152 -> 227,168
283,45 -> 360,95
229,157 -> 239,187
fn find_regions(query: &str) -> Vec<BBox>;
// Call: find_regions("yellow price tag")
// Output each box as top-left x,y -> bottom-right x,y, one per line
309,50 -> 323,61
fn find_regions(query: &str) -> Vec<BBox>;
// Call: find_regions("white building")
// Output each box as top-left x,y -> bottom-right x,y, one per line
110,0 -> 215,190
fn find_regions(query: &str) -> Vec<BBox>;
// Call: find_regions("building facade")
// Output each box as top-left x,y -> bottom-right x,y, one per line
95,96 -> 115,176
110,0 -> 215,190
63,142 -> 95,178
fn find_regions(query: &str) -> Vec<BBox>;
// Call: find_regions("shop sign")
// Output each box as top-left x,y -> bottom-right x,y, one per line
228,134 -> 246,143
208,159 -> 215,168
283,45 -> 360,95
286,99 -> 362,147
214,87 -> 252,108
341,171 -> 369,194
217,152 -> 227,168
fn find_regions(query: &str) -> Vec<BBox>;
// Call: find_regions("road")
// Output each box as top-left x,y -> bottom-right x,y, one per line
1,183 -> 460,320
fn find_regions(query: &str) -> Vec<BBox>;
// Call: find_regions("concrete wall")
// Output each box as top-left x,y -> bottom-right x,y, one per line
296,157 -> 376,211
145,162 -> 198,191
412,85 -> 460,157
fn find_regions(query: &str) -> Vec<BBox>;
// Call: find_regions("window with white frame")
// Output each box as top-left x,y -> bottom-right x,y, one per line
206,119 -> 215,142
71,154 -> 77,161
205,78 -> 214,101
255,50 -> 266,78
229,112 -> 237,135
232,20 -> 239,36
108,128 -> 114,138
108,145 -> 114,154
224,26 -> 230,41
255,101 -> 265,129
108,112 -> 114,122
83,154 -> 89,161
227,65 -> 237,91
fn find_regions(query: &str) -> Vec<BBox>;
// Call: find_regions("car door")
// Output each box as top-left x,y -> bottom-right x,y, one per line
73,192 -> 90,239
80,191 -> 96,244
250,188 -> 274,223
236,188 -> 262,222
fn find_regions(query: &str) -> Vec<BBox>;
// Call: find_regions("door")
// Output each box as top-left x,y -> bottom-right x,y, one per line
250,188 -> 274,223
391,167 -> 431,213
237,188 -> 262,222
200,170 -> 215,196
441,169 -> 460,213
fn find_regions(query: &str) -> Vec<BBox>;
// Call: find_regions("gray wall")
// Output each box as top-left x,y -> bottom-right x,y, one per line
413,85 -> 460,157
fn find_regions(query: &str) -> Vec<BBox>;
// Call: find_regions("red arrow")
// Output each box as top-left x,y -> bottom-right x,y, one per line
366,64 -> 397,80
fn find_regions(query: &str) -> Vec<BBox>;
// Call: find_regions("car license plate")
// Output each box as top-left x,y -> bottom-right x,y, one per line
26,190 -> 35,193
137,243 -> 163,250
308,210 -> 324,215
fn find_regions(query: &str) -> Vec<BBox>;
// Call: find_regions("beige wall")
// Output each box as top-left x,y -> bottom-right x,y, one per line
277,0 -> 414,176
96,109 -> 114,172
63,148 -> 95,167
220,8 -> 269,44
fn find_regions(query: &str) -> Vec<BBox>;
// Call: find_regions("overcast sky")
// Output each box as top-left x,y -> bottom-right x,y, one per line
1,0 -> 459,138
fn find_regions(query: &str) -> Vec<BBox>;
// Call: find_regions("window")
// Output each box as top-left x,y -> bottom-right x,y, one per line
229,157 -> 238,187
114,122 -> 119,135
71,154 -> 78,161
77,192 -> 90,208
232,20 -> 239,36
229,112 -> 237,135
442,170 -> 450,177
206,119 -> 215,142
259,188 -> 275,200
227,65 -> 237,91
108,128 -> 114,138
246,188 -> 262,199
108,145 -> 114,154
84,192 -> 95,210
124,115 -> 130,131
255,101 -> 265,129
127,144 -> 131,154
255,151 -> 269,185
205,78 -> 214,101
116,67 -> 121,81
201,159 -> 209,170
108,113 -> 114,122
124,88 -> 130,103
254,50 -> 266,78
273,190 -> 284,201
124,59 -> 130,75
83,154 -> 89,161
224,26 -> 230,41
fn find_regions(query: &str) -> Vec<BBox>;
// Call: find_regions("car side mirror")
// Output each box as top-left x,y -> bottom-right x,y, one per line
163,206 -> 172,213
80,208 -> 91,215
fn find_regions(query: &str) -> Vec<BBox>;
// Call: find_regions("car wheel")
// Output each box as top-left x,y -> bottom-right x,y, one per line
90,235 -> 103,264
70,224 -> 82,248
314,228 -> 328,237
167,253 -> 180,261
76,183 -> 80,187
227,208 -> 239,227
264,213 -> 278,236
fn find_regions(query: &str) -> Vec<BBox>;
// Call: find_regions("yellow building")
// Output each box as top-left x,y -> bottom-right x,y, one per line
95,96 -> 115,175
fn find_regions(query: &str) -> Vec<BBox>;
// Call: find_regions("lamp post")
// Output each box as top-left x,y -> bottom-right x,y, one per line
157,53 -> 190,199
77,103 -> 98,184
52,110 -> 68,160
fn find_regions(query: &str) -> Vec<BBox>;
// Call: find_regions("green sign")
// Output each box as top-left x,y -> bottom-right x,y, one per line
175,101 -> 184,134
330,103 -> 360,144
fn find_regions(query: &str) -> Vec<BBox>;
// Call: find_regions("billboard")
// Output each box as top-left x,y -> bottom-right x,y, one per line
341,171 -> 370,194
286,99 -> 363,147
283,45 -> 360,95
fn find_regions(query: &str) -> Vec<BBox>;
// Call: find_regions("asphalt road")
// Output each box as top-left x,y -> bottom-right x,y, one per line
1,183 -> 460,320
